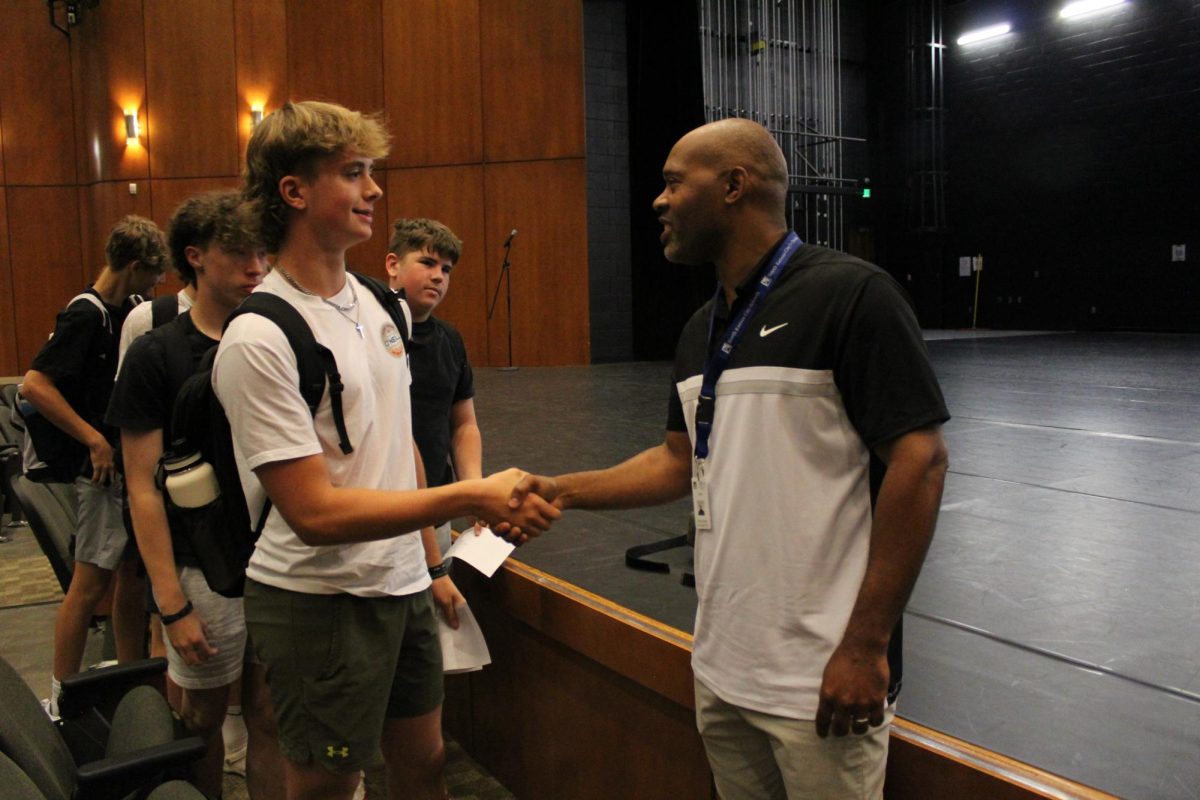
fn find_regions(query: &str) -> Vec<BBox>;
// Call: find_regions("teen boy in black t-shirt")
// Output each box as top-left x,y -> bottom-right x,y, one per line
21,214 -> 168,714
107,191 -> 283,799
384,218 -> 482,555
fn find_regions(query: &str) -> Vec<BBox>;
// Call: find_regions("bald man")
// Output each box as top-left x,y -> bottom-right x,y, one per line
511,119 -> 950,799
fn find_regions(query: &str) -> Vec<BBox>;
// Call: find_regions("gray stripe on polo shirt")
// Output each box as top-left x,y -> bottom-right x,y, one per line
677,377 -> 839,404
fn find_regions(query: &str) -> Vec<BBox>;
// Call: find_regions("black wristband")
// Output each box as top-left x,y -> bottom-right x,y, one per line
428,562 -> 451,580
161,600 -> 194,625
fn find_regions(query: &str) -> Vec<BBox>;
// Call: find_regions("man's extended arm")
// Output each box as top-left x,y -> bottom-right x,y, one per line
814,424 -> 949,737
510,429 -> 693,512
21,369 -> 114,485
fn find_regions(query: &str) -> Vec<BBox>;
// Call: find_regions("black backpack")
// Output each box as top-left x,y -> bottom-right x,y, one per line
159,272 -> 408,598
150,293 -> 180,329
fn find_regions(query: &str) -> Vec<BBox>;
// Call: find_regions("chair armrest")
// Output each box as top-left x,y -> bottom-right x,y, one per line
58,658 -> 168,720
74,737 -> 206,800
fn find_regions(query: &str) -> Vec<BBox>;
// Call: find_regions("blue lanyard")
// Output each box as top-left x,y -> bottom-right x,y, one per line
694,232 -> 801,461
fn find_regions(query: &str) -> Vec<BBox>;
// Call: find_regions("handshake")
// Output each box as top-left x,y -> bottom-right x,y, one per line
473,468 -> 562,544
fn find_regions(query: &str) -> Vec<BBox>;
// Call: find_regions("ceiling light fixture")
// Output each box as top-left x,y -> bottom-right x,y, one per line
1060,0 -> 1128,20
956,23 -> 1012,46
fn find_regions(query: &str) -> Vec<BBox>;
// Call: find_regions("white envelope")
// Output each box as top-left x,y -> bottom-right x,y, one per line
437,601 -> 491,674
446,527 -> 515,577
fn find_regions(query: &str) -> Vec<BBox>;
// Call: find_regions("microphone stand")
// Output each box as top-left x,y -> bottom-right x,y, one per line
487,234 -> 517,370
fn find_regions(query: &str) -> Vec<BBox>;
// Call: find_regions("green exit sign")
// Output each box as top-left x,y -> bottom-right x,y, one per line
862,188 -> 871,198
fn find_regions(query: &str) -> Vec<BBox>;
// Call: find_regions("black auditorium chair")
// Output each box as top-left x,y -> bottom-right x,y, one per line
10,475 -> 77,594
0,655 -> 204,800
0,405 -> 26,526
0,750 -> 48,800
0,753 -> 207,800
0,382 -> 18,409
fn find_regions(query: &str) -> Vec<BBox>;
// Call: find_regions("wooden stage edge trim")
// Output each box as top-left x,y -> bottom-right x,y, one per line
890,720 -> 1116,800
489,556 -> 1116,800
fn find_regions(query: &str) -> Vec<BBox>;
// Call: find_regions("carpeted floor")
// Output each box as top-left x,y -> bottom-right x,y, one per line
0,551 -> 63,608
219,736 -> 514,800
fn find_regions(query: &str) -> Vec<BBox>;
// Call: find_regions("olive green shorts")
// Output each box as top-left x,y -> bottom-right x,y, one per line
244,580 -> 444,773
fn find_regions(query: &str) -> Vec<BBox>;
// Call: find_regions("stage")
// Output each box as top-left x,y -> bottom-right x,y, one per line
451,331 -> 1200,799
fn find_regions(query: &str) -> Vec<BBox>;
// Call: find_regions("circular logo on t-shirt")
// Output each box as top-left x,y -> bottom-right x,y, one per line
381,324 -> 405,358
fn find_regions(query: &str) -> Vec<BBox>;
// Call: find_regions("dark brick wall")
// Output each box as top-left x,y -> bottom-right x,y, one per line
943,0 -> 1200,330
584,0 -> 634,362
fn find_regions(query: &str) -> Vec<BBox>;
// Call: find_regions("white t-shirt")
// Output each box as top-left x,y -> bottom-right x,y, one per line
212,271 -> 426,596
117,290 -> 194,370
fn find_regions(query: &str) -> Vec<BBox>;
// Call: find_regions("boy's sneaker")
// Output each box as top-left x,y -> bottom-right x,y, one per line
40,697 -> 61,722
223,753 -> 246,777
222,707 -> 248,775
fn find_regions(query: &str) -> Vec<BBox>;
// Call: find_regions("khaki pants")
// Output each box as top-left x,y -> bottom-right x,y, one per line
695,677 -> 892,800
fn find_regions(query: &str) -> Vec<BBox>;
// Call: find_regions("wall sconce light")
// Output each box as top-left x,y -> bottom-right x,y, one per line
1060,0 -> 1127,19
956,22 -> 1011,46
251,105 -> 264,128
124,109 -> 140,146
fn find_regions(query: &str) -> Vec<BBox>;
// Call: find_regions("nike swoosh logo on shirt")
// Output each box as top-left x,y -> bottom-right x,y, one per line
759,323 -> 789,337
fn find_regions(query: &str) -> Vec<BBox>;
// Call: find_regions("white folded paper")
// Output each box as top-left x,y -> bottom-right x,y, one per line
438,601 -> 491,674
446,526 -> 515,577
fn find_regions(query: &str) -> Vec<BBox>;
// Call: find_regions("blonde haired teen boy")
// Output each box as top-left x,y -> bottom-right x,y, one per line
214,101 -> 558,800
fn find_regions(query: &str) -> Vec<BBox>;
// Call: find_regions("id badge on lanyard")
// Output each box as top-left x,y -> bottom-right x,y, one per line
691,456 -> 712,531
690,232 -> 801,533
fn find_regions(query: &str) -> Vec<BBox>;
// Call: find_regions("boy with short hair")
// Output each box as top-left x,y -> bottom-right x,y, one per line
116,214 -> 197,697
212,100 -> 558,800
21,214 -> 168,712
385,218 -> 482,556
107,191 -> 283,799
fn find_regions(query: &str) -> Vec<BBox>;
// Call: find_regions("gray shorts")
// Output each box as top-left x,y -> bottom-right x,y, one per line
72,475 -> 128,571
162,567 -> 247,690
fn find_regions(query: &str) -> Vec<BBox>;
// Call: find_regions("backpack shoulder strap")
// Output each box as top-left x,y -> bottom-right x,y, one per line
152,317 -> 201,410
150,294 -> 179,329
226,293 -> 354,454
67,292 -> 111,334
350,271 -> 410,345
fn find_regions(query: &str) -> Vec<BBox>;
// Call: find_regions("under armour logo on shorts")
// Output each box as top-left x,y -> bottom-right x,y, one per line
327,745 -> 350,758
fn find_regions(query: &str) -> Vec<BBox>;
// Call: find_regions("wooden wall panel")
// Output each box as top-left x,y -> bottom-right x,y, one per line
480,0 -> 585,163
8,187 -> 83,371
0,189 -> 18,375
0,86 -> 6,187
384,165 -> 488,365
149,177 -> 241,232
150,177 -> 242,295
483,159 -> 588,366
382,0 -> 483,167
0,2 -> 77,186
78,181 -> 156,290
449,564 -> 714,800
234,0 -> 288,164
287,0 -> 385,118
145,0 -> 240,179
5,0 -> 594,373
71,0 -> 149,184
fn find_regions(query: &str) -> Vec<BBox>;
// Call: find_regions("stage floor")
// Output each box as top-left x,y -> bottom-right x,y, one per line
470,331 -> 1200,800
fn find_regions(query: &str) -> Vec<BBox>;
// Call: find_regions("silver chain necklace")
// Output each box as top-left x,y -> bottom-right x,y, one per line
275,265 -> 364,338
